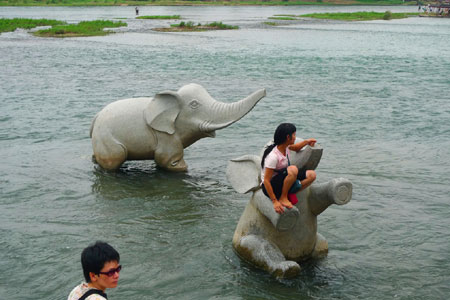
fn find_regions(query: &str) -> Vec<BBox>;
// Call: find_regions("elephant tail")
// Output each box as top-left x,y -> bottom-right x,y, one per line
89,112 -> 99,138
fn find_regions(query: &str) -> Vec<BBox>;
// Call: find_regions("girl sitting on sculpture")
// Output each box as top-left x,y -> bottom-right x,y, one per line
261,123 -> 317,214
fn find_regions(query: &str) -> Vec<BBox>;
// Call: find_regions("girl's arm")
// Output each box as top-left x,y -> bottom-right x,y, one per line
289,138 -> 316,152
263,168 -> 284,214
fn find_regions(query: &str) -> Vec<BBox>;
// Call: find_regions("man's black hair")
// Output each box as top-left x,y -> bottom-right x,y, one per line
81,241 -> 120,282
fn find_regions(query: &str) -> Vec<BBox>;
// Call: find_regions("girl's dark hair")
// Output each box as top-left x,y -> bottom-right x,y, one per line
261,123 -> 296,168
81,241 -> 120,282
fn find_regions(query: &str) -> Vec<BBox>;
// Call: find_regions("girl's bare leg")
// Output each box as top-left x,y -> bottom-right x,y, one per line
300,170 -> 317,191
279,166 -> 298,208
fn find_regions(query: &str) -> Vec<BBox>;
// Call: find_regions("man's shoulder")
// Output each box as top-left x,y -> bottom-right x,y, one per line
85,293 -> 107,300
68,283 -> 85,300
68,283 -> 107,300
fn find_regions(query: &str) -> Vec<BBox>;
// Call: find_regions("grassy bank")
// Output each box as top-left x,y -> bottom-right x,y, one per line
0,0 -> 412,6
154,21 -> 238,31
299,11 -> 420,20
0,18 -> 127,37
0,18 -> 66,32
34,20 -> 127,37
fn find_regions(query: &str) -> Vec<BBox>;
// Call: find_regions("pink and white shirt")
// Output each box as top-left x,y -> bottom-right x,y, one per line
261,146 -> 290,183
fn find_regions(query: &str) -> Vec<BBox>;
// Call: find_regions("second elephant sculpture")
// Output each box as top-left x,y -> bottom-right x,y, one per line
90,83 -> 266,171
227,141 -> 352,278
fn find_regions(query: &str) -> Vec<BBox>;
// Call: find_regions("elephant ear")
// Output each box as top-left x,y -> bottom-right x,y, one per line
226,155 -> 261,194
144,91 -> 181,135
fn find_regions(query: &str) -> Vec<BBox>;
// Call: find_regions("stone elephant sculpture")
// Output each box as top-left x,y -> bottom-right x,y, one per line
226,140 -> 352,278
90,83 -> 266,171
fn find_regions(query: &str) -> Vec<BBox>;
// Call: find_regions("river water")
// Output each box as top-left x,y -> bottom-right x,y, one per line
1,5 -> 449,300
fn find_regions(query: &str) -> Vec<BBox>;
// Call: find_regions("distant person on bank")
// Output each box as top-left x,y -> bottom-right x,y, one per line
68,241 -> 121,300
135,7 -> 139,16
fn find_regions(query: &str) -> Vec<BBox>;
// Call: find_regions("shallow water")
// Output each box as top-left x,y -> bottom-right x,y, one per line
1,5 -> 449,300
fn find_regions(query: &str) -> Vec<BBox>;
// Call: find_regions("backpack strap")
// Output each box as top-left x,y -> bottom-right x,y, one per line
79,289 -> 107,300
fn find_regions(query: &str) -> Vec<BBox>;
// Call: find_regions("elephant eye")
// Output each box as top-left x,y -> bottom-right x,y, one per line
189,99 -> 200,110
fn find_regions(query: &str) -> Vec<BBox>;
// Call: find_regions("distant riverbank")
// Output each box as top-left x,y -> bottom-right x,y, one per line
0,0 -> 418,7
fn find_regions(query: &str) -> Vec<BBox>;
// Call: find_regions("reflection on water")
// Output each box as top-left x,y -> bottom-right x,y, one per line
91,162 -> 189,199
90,161 -> 224,226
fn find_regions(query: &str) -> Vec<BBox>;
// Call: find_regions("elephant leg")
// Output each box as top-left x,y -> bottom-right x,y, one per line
154,148 -> 187,172
92,134 -> 127,170
153,134 -> 187,172
311,232 -> 329,259
235,234 -> 301,278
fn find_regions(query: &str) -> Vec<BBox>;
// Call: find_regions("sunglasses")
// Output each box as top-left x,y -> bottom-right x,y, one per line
99,265 -> 122,277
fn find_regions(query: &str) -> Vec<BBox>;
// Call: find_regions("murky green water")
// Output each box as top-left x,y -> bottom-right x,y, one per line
1,5 -> 449,300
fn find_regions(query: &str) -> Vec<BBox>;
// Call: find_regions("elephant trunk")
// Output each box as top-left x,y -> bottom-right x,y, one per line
202,88 -> 266,132
308,178 -> 352,216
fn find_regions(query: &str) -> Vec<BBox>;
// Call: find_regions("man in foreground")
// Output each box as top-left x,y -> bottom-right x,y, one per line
68,241 -> 121,300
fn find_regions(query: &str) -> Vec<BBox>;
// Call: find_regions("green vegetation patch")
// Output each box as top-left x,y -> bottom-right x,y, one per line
263,21 -> 280,26
353,0 -> 405,5
300,11 -> 419,21
170,21 -> 200,28
137,15 -> 181,20
0,18 -> 66,33
206,21 -> 239,29
154,21 -> 238,32
34,20 -> 127,37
